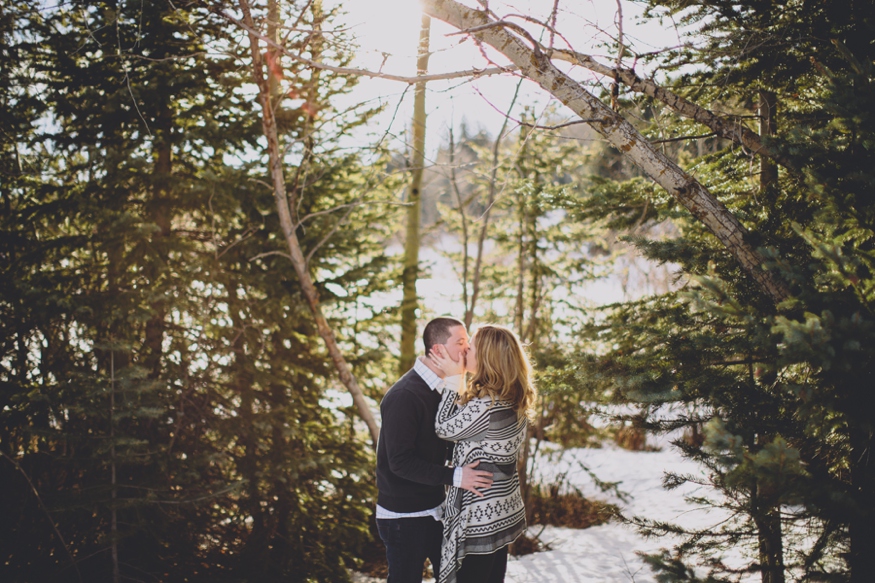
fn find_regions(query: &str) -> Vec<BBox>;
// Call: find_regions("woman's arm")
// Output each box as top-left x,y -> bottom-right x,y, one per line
434,388 -> 491,442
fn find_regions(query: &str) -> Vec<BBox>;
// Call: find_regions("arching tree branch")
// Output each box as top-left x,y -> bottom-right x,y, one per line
549,48 -> 796,171
421,0 -> 790,303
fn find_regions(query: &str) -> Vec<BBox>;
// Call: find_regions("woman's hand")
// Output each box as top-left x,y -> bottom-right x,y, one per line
428,344 -> 466,377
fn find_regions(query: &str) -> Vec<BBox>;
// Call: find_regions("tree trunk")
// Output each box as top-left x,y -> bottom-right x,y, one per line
267,0 -> 280,102
268,334 -> 291,563
513,124 -> 530,333
514,184 -> 526,334
751,439 -> 785,583
143,100 -> 172,379
229,301 -> 272,571
849,422 -> 875,582
399,15 -> 431,374
523,204 -> 541,344
421,0 -> 790,304
110,349 -> 120,583
754,506 -> 785,583
235,335 -> 268,569
448,128 -> 470,318
759,90 -> 778,192
238,0 -> 379,446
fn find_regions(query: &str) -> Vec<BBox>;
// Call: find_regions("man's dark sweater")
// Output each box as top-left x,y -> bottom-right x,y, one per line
377,368 -> 455,513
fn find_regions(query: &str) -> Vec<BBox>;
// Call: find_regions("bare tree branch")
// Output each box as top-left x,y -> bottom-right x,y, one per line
304,201 -> 356,265
549,48 -> 795,170
249,250 -> 294,262
294,199 -> 410,231
216,8 -> 513,84
236,0 -> 380,446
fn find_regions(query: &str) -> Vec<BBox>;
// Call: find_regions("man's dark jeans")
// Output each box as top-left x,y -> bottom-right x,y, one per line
376,516 -> 443,583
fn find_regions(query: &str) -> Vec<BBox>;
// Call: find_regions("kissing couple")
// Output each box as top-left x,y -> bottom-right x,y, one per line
376,317 -> 537,583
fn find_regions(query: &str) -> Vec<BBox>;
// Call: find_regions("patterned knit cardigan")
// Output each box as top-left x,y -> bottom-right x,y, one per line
435,376 -> 527,583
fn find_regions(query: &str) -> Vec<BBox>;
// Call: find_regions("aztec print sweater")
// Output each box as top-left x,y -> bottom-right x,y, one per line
435,375 -> 527,583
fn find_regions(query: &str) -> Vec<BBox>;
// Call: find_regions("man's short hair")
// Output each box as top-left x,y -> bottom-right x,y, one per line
422,317 -> 465,354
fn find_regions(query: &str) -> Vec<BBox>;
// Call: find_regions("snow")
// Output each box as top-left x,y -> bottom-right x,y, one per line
507,524 -> 652,583
530,440 -> 710,525
507,443 -> 716,583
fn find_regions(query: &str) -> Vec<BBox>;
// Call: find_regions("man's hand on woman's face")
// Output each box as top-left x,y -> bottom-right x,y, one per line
427,344 -> 466,377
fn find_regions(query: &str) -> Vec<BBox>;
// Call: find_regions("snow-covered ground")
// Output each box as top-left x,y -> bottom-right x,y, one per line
507,442 -> 721,583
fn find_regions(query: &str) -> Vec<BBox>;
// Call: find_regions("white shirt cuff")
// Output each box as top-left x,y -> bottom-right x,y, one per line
453,467 -> 463,488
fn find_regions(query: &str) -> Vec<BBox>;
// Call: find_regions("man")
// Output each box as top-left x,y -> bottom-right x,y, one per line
376,316 -> 494,582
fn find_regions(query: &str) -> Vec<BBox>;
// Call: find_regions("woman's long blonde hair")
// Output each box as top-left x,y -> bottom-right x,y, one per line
459,325 -> 536,418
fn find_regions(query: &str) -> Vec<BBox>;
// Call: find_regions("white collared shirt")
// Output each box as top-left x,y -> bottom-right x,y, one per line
376,359 -> 462,520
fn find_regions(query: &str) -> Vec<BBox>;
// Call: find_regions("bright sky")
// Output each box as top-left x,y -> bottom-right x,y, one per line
331,0 -> 683,156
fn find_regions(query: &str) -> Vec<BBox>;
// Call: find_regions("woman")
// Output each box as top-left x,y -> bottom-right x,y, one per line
429,324 -> 536,583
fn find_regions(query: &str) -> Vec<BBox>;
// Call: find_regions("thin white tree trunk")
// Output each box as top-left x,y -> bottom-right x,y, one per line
399,15 -> 431,374
238,0 -> 380,446
448,128 -> 471,317
422,0 -> 790,303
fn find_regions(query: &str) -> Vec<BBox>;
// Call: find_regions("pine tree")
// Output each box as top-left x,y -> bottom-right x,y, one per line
572,1 -> 875,581
1,0 -> 399,580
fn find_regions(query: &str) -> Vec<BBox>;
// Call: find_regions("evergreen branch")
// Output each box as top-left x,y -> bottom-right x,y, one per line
216,226 -> 260,259
114,481 -> 245,505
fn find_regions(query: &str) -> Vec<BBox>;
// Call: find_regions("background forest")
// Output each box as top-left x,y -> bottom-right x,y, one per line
2,0 -> 874,582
